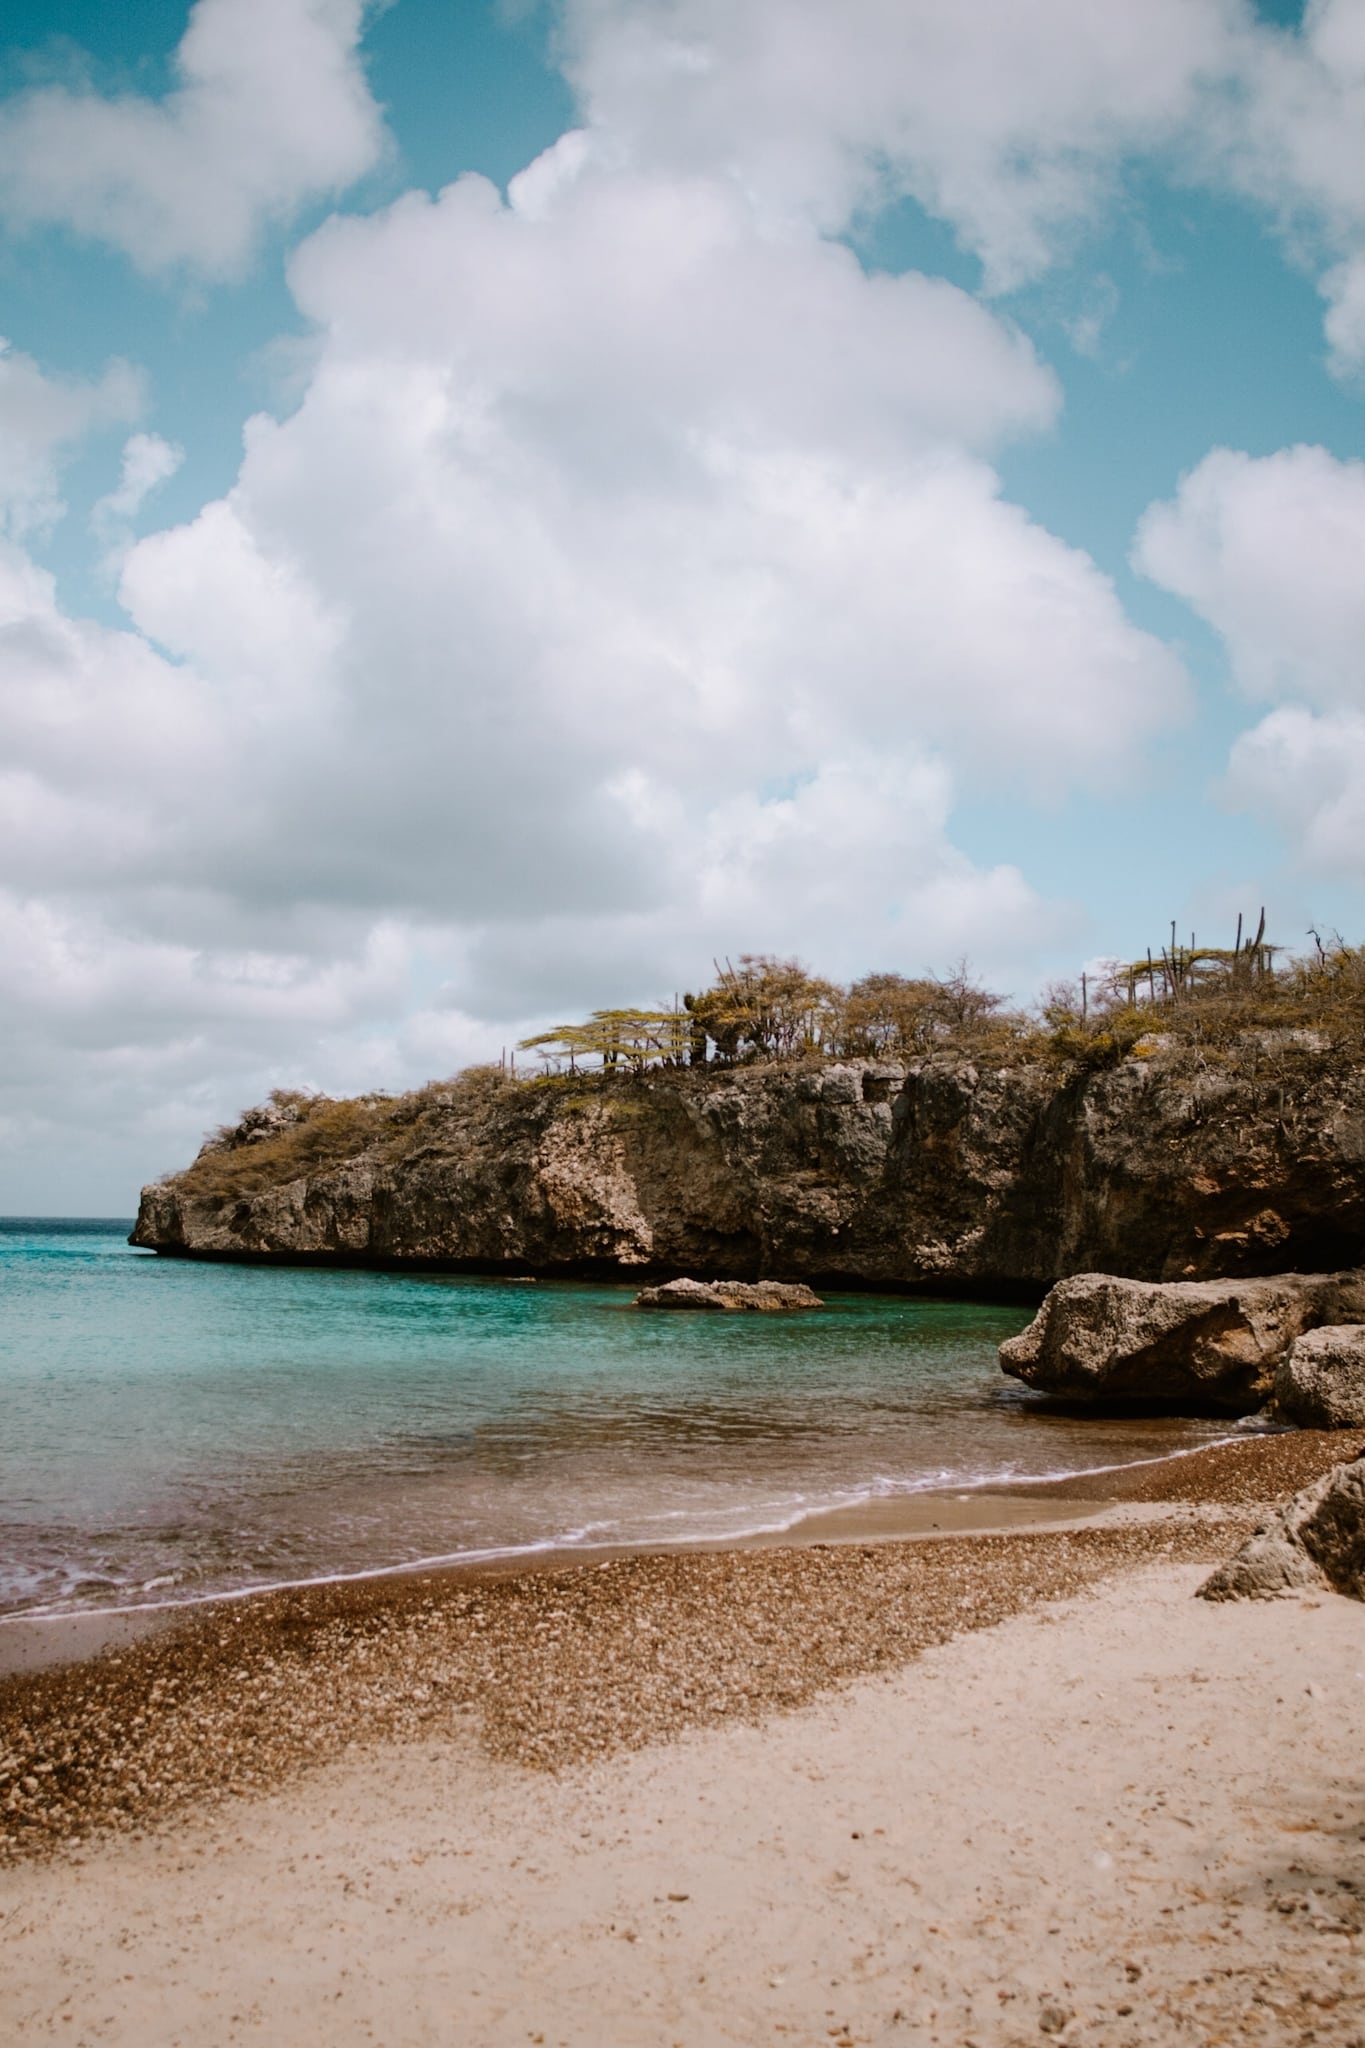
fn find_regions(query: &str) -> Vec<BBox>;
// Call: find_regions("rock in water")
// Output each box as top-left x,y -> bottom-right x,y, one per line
998,1270 -> 1365,1414
634,1278 -> 824,1311
1198,1452 -> 1365,1600
1274,1324 -> 1365,1428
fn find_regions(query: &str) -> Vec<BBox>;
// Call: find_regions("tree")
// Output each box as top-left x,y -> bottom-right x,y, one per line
688,955 -> 841,1061
834,967 -> 1008,1057
518,1007 -> 686,1073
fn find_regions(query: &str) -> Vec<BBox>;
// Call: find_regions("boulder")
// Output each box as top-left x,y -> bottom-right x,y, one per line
634,1277 -> 824,1311
1198,1453 -> 1365,1601
1273,1324 -> 1365,1429
999,1269 -> 1365,1414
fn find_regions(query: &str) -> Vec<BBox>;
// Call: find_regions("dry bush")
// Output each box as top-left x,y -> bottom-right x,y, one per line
1041,939 -> 1365,1069
172,1069 -> 521,1201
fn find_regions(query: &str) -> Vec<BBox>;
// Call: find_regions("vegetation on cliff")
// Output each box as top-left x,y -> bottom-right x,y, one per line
159,923 -> 1365,1220
515,926 -> 1365,1078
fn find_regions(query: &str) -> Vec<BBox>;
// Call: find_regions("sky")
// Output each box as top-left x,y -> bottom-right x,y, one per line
0,0 -> 1362,1212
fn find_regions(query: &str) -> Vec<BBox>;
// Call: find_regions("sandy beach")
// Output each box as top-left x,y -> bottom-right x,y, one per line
2,1433 -> 1362,2045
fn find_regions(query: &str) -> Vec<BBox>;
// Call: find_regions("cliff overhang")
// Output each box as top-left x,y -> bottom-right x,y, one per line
131,1043 -> 1365,1294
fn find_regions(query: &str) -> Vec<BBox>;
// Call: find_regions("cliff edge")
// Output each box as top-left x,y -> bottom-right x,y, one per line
132,1039 -> 1365,1290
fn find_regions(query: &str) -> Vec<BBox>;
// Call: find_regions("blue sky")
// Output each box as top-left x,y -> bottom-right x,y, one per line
0,0 -> 1362,1207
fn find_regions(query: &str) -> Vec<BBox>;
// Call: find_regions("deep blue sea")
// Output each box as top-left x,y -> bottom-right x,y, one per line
0,1219 -> 1230,1620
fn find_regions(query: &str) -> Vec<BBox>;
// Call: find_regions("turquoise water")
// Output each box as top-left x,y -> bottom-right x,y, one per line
0,1219 -> 1228,1619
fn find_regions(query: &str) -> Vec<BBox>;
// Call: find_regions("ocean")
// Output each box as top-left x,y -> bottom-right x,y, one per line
0,1218 -> 1232,1621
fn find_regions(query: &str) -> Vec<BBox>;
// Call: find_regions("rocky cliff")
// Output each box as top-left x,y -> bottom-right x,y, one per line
131,1037 -> 1365,1292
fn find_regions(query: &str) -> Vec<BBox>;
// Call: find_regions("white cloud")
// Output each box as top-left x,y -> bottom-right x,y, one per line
91,432 -> 184,568
1133,445 -> 1365,707
0,542 -> 221,895
0,0 -> 385,278
1225,707 -> 1365,875
1203,0 -> 1365,380
94,432 -> 184,526
1207,0 -> 1365,245
0,151 -> 1166,990
1135,445 -> 1365,881
1321,251 -> 1365,379
557,0 -> 1365,364
0,339 -> 141,537
0,130 -> 1193,1198
103,161 -> 1180,951
55,5 -> 1365,1199
557,0 -> 1230,291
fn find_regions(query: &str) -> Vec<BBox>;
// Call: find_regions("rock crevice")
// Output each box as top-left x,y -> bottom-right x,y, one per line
132,1046 -> 1365,1292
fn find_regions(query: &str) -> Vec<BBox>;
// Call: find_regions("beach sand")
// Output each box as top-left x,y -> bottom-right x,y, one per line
2,1433 -> 1362,2045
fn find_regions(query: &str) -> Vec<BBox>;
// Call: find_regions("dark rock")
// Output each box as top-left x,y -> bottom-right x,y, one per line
1198,1453 -> 1365,1600
999,1270 -> 1365,1414
1273,1324 -> 1365,1428
634,1278 -> 824,1311
131,1043 -> 1365,1291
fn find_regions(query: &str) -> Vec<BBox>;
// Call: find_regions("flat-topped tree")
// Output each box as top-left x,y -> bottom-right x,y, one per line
518,1007 -> 687,1074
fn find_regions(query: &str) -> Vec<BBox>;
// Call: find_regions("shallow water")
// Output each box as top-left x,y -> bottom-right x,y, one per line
0,1219 -> 1231,1619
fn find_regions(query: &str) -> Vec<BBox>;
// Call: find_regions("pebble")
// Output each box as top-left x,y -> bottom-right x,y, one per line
0,1513 -> 1254,1864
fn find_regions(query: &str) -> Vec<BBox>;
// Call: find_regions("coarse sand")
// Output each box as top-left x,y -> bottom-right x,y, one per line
1,1431 -> 1362,2045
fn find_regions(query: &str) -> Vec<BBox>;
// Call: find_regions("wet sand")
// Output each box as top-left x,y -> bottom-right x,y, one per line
1,1428 -> 1362,2044
6,1427 -> 1349,1685
2,1428 -> 1354,1859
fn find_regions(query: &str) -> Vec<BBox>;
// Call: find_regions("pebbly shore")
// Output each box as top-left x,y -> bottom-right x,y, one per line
0,1430 -> 1353,1865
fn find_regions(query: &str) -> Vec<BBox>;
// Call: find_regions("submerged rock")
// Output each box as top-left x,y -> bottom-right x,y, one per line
999,1270 -> 1365,1415
634,1278 -> 824,1311
1273,1324 -> 1365,1429
1198,1453 -> 1365,1600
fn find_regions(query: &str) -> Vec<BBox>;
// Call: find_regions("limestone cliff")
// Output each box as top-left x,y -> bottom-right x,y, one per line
131,1038 -> 1365,1291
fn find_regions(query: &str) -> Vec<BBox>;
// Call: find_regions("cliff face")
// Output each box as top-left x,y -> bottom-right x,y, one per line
131,1040 -> 1365,1291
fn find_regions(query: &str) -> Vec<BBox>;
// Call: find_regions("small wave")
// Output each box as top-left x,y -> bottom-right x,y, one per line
0,1434 -> 1247,1628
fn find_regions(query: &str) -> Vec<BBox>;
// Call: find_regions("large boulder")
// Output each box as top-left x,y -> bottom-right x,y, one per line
1198,1453 -> 1365,1600
1274,1324 -> 1365,1429
999,1269 -> 1365,1414
634,1277 -> 824,1311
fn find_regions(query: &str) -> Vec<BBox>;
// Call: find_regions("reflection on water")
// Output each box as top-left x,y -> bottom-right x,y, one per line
0,1219 -> 1230,1617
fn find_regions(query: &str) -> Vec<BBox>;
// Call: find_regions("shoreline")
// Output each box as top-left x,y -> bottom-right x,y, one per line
0,1487 -> 1111,1680
2,1428 -> 1356,1866
1,1425 -> 1353,1681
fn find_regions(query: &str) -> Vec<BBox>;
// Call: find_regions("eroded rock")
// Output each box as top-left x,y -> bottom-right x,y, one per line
999,1270 -> 1365,1414
132,1043 -> 1365,1288
1273,1324 -> 1365,1429
634,1278 -> 824,1311
1198,1453 -> 1365,1600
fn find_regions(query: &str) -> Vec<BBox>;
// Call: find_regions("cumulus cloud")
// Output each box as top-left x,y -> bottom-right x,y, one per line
1134,445 -> 1365,705
1,122 -> 1197,1198
100,162 -> 1183,956
1321,252 -> 1365,379
1206,0 -> 1365,380
1135,445 -> 1365,879
94,433 -> 184,525
557,0 -> 1365,363
0,340 -> 141,537
0,0 -> 385,278
42,2 -> 1365,1201
557,0 -> 1228,289
1225,708 -> 1365,875
0,542 -> 221,896
91,432 -> 184,566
